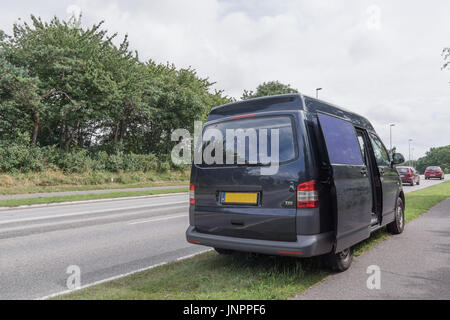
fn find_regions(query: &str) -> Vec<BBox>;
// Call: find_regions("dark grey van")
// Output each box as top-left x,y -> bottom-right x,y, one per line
186,94 -> 406,271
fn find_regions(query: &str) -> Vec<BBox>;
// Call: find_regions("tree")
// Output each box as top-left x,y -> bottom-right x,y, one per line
141,62 -> 222,155
0,35 -> 41,145
3,15 -> 126,149
0,14 -> 232,173
415,145 -> 450,173
242,81 -> 298,100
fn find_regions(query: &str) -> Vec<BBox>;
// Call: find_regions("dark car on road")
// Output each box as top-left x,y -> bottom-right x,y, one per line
424,166 -> 445,180
396,166 -> 420,186
186,94 -> 406,272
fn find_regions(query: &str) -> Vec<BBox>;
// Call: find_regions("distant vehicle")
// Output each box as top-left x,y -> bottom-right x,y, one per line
424,166 -> 445,180
396,166 -> 420,186
186,94 -> 406,272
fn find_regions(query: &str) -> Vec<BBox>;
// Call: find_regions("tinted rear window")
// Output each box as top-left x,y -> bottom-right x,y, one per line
397,168 -> 409,173
201,116 -> 297,166
426,167 -> 440,171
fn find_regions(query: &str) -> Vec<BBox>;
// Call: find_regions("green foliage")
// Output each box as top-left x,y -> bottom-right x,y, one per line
0,144 -> 43,173
242,81 -> 298,100
0,15 -> 232,173
416,145 -> 450,174
0,143 -> 162,174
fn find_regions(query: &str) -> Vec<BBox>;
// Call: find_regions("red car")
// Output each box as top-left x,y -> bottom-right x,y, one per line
425,166 -> 445,180
396,166 -> 420,186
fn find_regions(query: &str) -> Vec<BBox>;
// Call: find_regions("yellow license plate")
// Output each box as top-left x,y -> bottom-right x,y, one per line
221,192 -> 258,205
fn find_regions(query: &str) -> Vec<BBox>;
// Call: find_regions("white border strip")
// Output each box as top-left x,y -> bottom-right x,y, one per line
37,249 -> 212,300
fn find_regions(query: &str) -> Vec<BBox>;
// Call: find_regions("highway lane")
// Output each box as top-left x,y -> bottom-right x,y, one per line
0,175 -> 446,299
403,175 -> 446,192
0,193 -> 208,300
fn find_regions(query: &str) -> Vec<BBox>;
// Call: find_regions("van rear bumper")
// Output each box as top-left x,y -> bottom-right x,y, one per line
186,226 -> 334,258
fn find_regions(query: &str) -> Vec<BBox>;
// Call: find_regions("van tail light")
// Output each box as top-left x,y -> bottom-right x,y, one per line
190,184 -> 195,205
297,180 -> 319,208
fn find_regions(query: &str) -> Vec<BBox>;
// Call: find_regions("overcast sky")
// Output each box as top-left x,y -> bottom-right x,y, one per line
1,0 -> 449,159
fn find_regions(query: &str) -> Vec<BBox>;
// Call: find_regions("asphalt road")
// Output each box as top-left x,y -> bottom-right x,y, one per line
405,175 -> 446,192
0,193 -> 207,300
0,175 -> 446,299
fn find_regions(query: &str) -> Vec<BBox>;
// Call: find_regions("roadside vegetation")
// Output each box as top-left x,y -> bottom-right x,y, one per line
0,15 -> 230,188
0,187 -> 188,208
0,169 -> 189,195
57,181 -> 450,300
415,145 -> 450,174
0,16 -> 304,194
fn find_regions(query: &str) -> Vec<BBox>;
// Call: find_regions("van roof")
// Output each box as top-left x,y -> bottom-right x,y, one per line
208,93 -> 374,131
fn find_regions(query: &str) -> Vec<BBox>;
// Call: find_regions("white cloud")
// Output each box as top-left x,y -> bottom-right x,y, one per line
66,4 -> 81,18
366,5 -> 382,31
0,0 -> 449,159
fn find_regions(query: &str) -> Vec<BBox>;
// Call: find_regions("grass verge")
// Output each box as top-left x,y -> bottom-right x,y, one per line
57,182 -> 449,300
0,188 -> 188,208
0,169 -> 189,195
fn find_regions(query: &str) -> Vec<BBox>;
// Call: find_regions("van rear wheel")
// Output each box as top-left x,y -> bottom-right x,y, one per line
326,247 -> 353,272
387,198 -> 405,235
214,248 -> 234,255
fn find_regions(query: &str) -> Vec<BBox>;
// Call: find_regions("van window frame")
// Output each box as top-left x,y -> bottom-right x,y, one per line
198,113 -> 300,168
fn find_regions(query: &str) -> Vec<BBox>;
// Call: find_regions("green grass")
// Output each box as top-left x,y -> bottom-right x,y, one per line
57,181 -> 450,300
56,252 -> 328,300
0,188 -> 188,208
0,169 -> 189,195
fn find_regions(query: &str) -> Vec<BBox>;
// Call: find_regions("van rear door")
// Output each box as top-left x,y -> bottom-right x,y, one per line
317,113 -> 372,252
191,114 -> 303,242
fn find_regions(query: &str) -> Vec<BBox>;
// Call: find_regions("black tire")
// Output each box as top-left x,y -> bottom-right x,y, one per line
416,179 -> 420,185
410,180 -> 414,186
214,248 -> 234,255
387,198 -> 405,235
326,247 -> 353,272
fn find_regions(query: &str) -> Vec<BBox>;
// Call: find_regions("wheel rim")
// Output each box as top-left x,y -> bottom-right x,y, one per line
397,205 -> 404,229
338,249 -> 350,261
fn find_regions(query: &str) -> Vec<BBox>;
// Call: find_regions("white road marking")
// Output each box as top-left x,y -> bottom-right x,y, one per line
128,213 -> 188,225
0,192 -> 188,212
0,201 -> 188,225
37,249 -> 212,300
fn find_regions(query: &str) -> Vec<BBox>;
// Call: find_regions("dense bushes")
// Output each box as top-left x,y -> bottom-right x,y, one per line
0,144 -> 181,174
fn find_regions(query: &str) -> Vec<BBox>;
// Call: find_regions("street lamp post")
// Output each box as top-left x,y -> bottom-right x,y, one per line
316,88 -> 322,99
389,124 -> 396,154
408,139 -> 413,166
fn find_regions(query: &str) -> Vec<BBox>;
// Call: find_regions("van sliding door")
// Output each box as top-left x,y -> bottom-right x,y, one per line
317,113 -> 372,252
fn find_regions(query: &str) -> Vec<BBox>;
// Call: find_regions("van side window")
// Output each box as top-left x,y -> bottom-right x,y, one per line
318,113 -> 364,165
369,134 -> 390,167
356,132 -> 367,166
